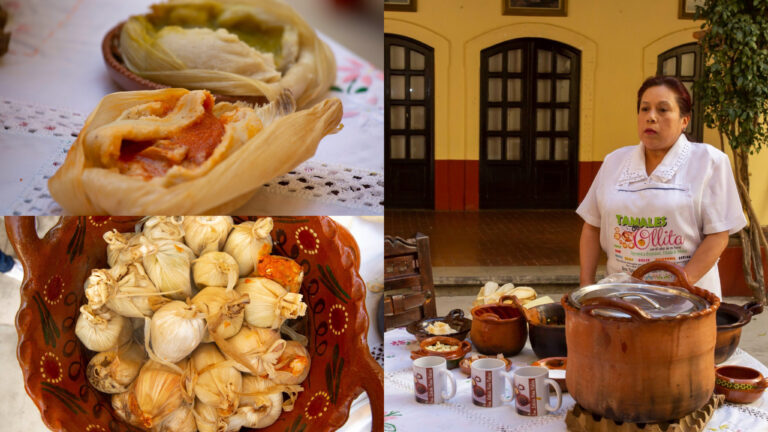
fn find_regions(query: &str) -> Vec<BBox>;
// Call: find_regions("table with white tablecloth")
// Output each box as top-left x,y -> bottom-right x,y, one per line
0,0 -> 383,215
384,327 -> 768,432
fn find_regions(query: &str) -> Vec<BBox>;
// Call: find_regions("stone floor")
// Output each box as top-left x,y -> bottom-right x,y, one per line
385,209 -> 602,267
435,290 -> 768,366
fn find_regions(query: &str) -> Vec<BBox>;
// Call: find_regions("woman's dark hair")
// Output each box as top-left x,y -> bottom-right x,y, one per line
636,76 -> 692,118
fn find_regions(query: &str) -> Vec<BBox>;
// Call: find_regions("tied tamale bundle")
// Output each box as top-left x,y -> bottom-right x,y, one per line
119,0 -> 335,108
48,88 -> 342,214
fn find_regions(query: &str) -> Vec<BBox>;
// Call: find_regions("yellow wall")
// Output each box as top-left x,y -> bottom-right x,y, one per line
385,0 -> 768,219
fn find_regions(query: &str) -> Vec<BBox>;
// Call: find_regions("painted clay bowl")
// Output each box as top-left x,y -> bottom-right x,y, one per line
715,365 -> 768,404
405,309 -> 472,342
409,336 -> 470,370
102,22 -> 269,106
8,216 -> 383,432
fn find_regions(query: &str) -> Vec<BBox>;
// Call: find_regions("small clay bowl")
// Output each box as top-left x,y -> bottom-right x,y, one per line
715,365 -> 768,404
102,22 -> 269,105
459,354 -> 512,376
406,309 -> 472,342
410,336 -> 471,370
532,357 -> 568,393
528,303 -> 567,359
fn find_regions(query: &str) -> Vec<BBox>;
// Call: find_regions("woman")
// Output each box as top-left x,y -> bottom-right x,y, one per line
577,76 -> 746,298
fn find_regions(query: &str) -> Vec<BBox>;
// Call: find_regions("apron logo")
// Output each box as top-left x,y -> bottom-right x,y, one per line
614,214 -> 682,250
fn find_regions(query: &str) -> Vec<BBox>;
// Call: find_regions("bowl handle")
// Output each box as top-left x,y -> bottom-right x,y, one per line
446,308 -> 465,320
355,352 -> 384,432
5,217 -> 50,276
631,261 -> 695,292
580,297 -> 652,320
743,301 -> 764,318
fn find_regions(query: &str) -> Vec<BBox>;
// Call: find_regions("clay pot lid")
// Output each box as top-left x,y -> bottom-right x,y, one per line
568,282 -> 710,319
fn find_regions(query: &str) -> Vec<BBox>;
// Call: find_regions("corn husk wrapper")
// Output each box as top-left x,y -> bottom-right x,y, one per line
193,401 -> 233,432
140,216 -> 185,242
472,282 -> 537,307
193,251 -> 240,291
256,254 -> 303,292
183,216 -> 233,255
75,305 -> 133,352
154,405 -> 197,432
119,0 -> 336,107
104,230 -> 143,267
272,340 -> 310,385
149,301 -> 206,363
235,277 -> 306,329
112,359 -> 192,430
140,237 -> 196,300
48,87 -> 341,214
192,286 -> 249,341
88,263 -> 170,318
84,265 -> 128,309
224,217 -> 273,276
215,326 -> 285,376
190,343 -> 243,416
86,341 -> 146,394
228,376 -> 289,429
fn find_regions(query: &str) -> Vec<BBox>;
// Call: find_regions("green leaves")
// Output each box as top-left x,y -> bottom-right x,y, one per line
695,0 -> 768,154
325,343 -> 344,404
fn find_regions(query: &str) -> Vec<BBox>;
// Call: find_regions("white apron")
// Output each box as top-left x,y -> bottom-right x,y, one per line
601,180 -> 722,298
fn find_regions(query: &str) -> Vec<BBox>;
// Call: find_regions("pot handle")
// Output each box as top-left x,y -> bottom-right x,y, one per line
742,301 -> 764,318
459,340 -> 472,354
446,308 -> 465,320
499,294 -> 520,305
631,261 -> 695,293
580,297 -> 652,320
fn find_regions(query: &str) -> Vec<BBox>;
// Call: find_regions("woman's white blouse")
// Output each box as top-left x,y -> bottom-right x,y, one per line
576,134 -> 746,297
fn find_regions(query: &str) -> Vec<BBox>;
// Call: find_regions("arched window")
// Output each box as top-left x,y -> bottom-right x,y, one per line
479,38 -> 580,209
657,43 -> 703,142
385,34 -> 435,208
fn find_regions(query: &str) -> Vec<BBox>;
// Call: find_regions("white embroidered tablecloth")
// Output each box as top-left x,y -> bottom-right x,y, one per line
0,0 -> 383,215
384,327 -> 768,432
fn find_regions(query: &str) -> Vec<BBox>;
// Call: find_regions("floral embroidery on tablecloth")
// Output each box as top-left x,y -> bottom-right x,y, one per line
384,410 -> 402,432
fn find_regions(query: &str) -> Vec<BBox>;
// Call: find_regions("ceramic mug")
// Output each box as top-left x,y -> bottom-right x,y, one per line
471,358 -> 515,407
413,356 -> 457,404
513,366 -> 562,416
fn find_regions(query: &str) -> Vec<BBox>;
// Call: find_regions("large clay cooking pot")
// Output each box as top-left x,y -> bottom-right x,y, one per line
563,261 -> 719,423
470,295 -> 527,356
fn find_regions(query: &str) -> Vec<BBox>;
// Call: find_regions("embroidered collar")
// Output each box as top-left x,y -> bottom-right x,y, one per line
617,134 -> 691,185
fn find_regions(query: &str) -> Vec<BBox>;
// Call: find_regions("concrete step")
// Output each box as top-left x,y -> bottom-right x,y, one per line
433,265 -> 606,287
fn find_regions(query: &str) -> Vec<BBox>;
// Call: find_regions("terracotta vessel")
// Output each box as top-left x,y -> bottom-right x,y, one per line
715,301 -> 763,363
470,295 -> 527,356
563,261 -> 719,423
715,365 -> 768,404
8,216 -> 383,432
527,303 -> 567,359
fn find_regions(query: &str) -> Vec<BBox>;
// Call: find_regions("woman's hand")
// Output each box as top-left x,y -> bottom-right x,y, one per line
579,222 -> 601,286
684,231 -> 730,284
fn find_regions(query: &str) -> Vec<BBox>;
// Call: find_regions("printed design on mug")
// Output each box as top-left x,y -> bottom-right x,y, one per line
426,367 -> 434,403
413,371 -> 428,403
472,375 -> 485,406
515,382 -> 530,415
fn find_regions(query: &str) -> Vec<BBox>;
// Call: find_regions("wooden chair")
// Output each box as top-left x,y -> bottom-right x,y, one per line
383,233 -> 437,329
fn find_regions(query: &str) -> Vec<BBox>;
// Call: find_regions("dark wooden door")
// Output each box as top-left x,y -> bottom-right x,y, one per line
479,38 -> 580,209
385,34 -> 435,209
